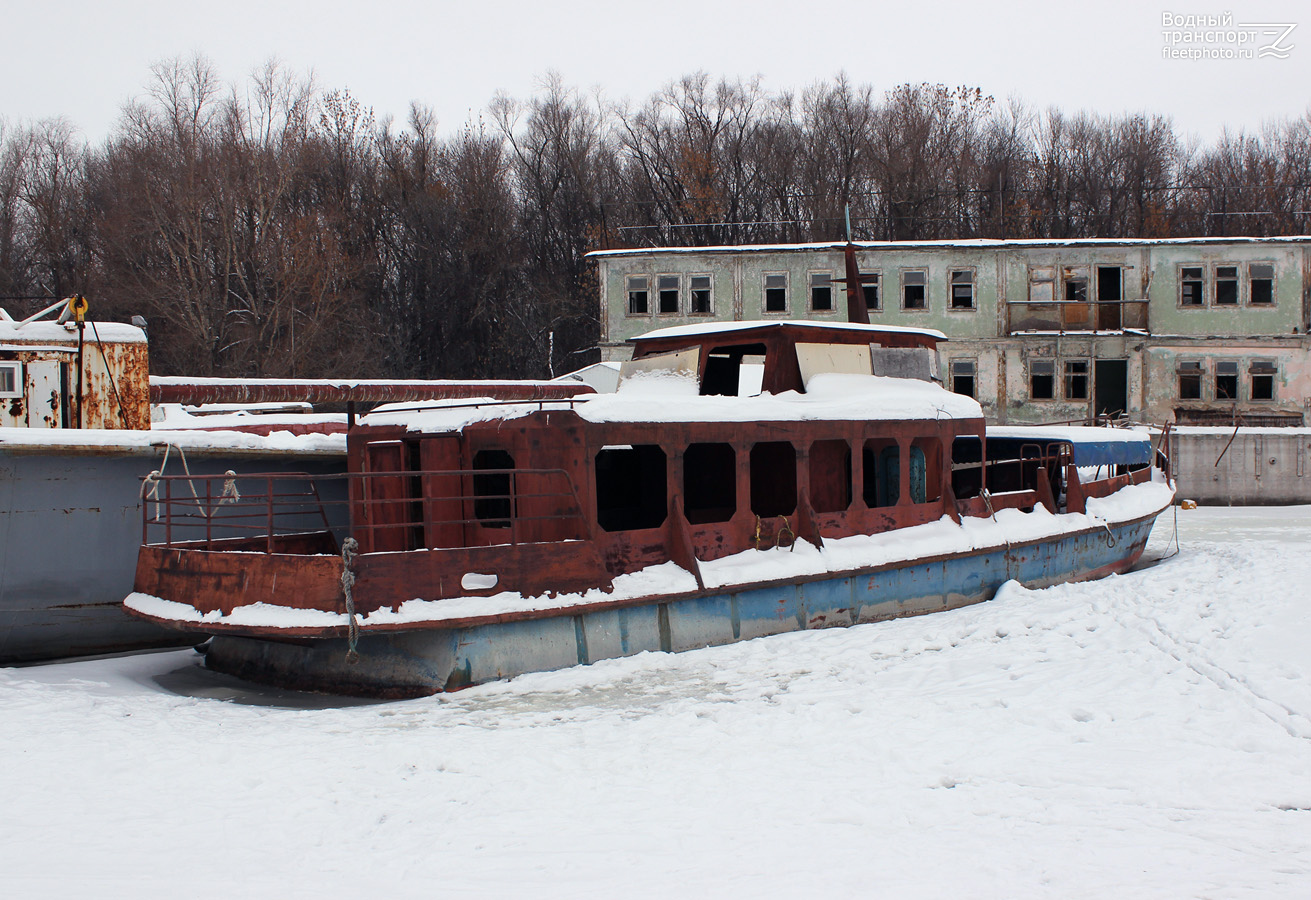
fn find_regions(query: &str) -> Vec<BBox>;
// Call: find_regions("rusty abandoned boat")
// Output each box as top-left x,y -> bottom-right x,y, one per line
124,314 -> 1174,697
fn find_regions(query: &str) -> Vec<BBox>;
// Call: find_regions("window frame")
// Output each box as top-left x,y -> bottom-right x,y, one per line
949,358 -> 976,398
0,361 -> 20,398
1248,262 -> 1276,306
626,275 -> 651,317
1062,266 -> 1089,304
1249,359 -> 1277,401
762,271 -> 790,315
1029,359 -> 1056,401
808,269 -> 835,314
1176,360 -> 1204,400
689,273 -> 714,316
901,268 -> 928,311
1213,264 -> 1239,306
949,268 -> 976,311
862,271 -> 882,312
1063,359 -> 1090,401
656,273 -> 681,315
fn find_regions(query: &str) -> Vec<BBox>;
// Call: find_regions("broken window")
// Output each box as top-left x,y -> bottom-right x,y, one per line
690,274 -> 713,314
1064,360 -> 1089,401
701,343 -> 768,397
0,361 -> 19,397
809,439 -> 852,513
950,269 -> 975,309
764,273 -> 788,313
863,272 -> 881,311
473,449 -> 515,528
684,443 -> 735,524
627,276 -> 649,315
809,271 -> 833,312
1029,360 -> 1055,400
1215,265 -> 1238,305
1179,266 -> 1204,306
1177,361 -> 1203,400
1250,360 -> 1276,401
902,269 -> 927,310
1028,267 -> 1055,302
862,439 -> 900,508
657,274 -> 680,314
1249,263 -> 1275,305
950,359 -> 976,398
750,441 -> 796,517
1064,268 -> 1089,303
1215,360 -> 1239,400
595,444 -> 667,532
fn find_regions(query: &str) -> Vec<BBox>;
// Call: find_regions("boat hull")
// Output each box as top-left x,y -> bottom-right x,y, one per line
201,509 -> 1160,698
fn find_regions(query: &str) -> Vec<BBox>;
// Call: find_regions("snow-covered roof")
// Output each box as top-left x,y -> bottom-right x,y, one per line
631,319 -> 946,343
586,235 -> 1311,258
364,369 -> 983,434
0,319 -> 147,345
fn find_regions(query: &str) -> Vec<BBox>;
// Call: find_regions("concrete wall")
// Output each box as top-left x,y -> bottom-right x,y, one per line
1168,429 -> 1311,505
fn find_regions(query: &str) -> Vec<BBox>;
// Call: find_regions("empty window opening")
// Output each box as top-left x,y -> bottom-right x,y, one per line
657,275 -> 680,314
627,276 -> 649,315
809,271 -> 833,312
1030,360 -> 1055,400
1215,266 -> 1238,305
862,273 -> 881,311
809,440 -> 852,513
1177,361 -> 1203,400
684,443 -> 736,524
1249,264 -> 1274,305
1064,360 -> 1089,401
862,439 -> 900,508
950,270 -> 975,309
690,274 -> 712,314
596,445 -> 667,532
1215,361 -> 1239,400
902,270 -> 927,309
764,273 -> 788,313
1250,360 -> 1276,401
750,442 -> 797,517
950,359 -> 976,398
473,449 -> 515,528
1180,267 -> 1204,306
701,343 -> 768,397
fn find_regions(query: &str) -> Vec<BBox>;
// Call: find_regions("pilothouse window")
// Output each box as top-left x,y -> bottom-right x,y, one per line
701,343 -> 768,397
684,443 -> 736,524
473,450 -> 515,528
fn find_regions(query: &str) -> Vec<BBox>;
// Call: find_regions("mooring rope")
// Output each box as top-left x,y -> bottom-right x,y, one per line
340,537 -> 360,664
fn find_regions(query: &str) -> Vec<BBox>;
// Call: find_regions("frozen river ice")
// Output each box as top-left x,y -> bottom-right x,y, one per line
2,506 -> 1309,898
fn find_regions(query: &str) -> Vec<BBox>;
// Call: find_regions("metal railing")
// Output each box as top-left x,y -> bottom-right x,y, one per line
140,467 -> 589,553
1006,300 -> 1149,333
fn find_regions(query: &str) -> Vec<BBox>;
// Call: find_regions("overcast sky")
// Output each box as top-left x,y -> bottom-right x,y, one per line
3,0 -> 1309,144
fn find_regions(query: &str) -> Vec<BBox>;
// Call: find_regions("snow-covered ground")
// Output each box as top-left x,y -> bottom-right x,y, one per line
3,506 -> 1309,898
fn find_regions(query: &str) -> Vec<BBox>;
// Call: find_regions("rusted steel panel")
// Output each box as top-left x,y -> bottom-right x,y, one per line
149,379 -> 593,406
134,546 -> 343,616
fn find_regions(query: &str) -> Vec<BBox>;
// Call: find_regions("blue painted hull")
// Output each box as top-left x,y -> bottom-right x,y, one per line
204,509 -> 1161,698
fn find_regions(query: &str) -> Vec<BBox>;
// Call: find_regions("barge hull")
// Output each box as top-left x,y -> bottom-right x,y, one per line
202,511 -> 1158,698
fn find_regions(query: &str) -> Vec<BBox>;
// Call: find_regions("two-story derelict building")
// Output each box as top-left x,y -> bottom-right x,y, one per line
589,238 -> 1311,431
